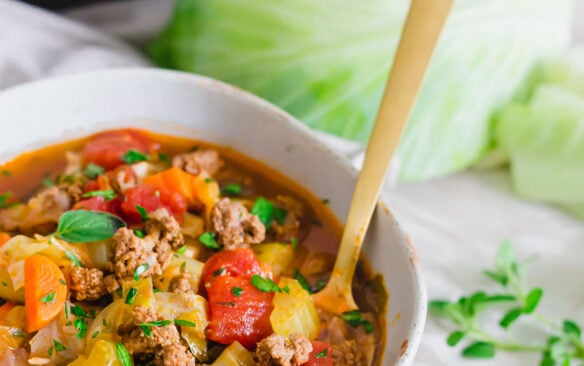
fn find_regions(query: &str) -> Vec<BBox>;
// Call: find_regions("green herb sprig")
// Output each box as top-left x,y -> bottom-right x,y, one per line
430,240 -> 584,363
56,210 -> 126,243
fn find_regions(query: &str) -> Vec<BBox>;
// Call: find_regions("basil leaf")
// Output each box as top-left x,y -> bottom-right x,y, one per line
251,197 -> 274,229
199,231 -> 220,249
122,149 -> 148,164
221,183 -> 242,196
84,163 -> 105,179
116,343 -> 132,366
82,189 -> 117,201
462,342 -> 496,359
56,210 -> 126,243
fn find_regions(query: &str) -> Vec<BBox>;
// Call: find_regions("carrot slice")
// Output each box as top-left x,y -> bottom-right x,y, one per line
143,167 -> 195,203
0,233 -> 10,247
24,255 -> 67,332
0,301 -> 14,324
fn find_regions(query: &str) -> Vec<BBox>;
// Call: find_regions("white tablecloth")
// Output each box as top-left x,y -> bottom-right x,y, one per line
1,1 -> 583,365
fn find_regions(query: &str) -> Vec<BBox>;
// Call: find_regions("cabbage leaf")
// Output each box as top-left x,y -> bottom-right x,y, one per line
149,0 -> 574,181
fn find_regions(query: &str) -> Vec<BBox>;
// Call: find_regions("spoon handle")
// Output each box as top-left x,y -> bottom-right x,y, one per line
322,0 -> 453,313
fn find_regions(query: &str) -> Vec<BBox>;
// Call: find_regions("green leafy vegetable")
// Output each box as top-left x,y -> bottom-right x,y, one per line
315,349 -> 328,358
42,176 -> 55,187
53,340 -> 67,352
71,304 -> 88,318
65,250 -> 83,267
251,275 -> 286,293
149,0 -> 574,182
56,210 -> 126,243
125,288 -> 137,305
199,231 -> 220,249
122,149 -> 148,164
231,287 -> 243,297
251,197 -> 274,229
116,343 -> 132,366
84,163 -> 105,179
134,229 -> 145,238
135,205 -> 149,222
134,263 -> 149,281
340,310 -> 373,334
221,183 -> 242,196
82,189 -> 117,201
40,292 -> 55,303
158,152 -> 172,164
74,318 -> 87,338
0,192 -> 13,208
430,241 -> 584,363
174,319 -> 196,327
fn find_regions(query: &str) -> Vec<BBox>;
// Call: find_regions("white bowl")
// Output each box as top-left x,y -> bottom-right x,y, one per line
0,68 -> 426,365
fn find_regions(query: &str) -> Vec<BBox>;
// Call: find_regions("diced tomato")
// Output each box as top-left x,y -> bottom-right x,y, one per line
82,129 -> 158,170
201,248 -> 272,289
107,165 -> 137,186
304,341 -> 333,366
119,184 -> 186,225
83,180 -> 100,193
206,276 -> 273,349
73,196 -> 122,216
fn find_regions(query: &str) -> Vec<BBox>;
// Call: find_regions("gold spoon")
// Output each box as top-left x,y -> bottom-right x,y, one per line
313,0 -> 453,314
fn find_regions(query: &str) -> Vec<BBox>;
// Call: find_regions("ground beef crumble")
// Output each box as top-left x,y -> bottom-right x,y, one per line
113,208 -> 184,282
255,333 -> 312,366
69,267 -> 108,301
331,340 -> 367,366
122,306 -> 195,366
211,198 -> 265,249
172,149 -> 223,177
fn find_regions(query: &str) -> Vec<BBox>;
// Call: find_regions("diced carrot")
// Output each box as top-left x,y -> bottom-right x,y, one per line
24,255 -> 67,332
0,301 -> 14,323
0,233 -> 10,247
142,167 -> 219,216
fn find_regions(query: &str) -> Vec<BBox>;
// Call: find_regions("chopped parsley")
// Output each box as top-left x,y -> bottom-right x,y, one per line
1,170 -> 10,177
92,330 -> 100,339
199,231 -> 220,249
174,319 -> 197,327
250,275 -> 287,293
273,207 -> 288,225
125,288 -> 138,305
74,318 -> 88,338
221,183 -> 242,196
134,229 -> 145,238
0,192 -> 13,209
40,292 -> 56,303
290,237 -> 298,249
340,310 -> 374,334
176,245 -> 187,255
158,152 -> 172,164
42,176 -> 55,187
53,340 -> 67,352
321,198 -> 330,204
84,163 -> 105,179
59,279 -> 67,285
204,177 -> 214,183
65,250 -> 83,267
70,304 -> 89,318
313,279 -> 327,293
82,189 -> 117,201
139,320 -> 172,336
293,269 -> 312,294
116,343 -> 132,366
231,287 -> 243,297
134,263 -> 149,281
122,149 -> 148,164
251,197 -> 274,229
135,205 -> 149,222
315,349 -> 328,358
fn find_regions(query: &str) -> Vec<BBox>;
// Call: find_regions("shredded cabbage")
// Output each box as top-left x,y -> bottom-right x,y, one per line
148,0 -> 574,181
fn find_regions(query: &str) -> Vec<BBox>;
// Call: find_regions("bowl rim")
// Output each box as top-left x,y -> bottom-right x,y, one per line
0,67 -> 427,364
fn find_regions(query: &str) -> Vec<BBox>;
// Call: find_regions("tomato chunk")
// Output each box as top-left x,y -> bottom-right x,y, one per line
206,276 -> 273,349
82,129 -> 157,170
201,248 -> 272,289
73,196 -> 121,216
119,184 -> 186,225
304,341 -> 333,366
